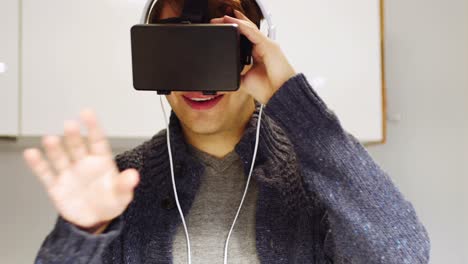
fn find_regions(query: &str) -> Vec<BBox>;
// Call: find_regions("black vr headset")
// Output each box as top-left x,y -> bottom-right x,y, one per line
131,0 -> 275,95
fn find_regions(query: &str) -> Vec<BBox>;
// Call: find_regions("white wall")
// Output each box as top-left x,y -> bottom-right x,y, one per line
367,0 -> 468,263
0,0 -> 467,263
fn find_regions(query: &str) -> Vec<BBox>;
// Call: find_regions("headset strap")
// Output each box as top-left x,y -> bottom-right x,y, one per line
181,0 -> 209,23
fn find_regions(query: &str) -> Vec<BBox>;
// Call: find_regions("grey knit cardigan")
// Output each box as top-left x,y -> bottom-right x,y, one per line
35,73 -> 430,264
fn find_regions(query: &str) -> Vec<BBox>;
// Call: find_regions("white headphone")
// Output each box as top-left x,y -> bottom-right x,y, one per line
143,0 -> 276,263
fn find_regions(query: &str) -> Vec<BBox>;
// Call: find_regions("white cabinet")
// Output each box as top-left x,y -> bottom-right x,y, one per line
0,0 -> 19,137
21,0 -> 168,138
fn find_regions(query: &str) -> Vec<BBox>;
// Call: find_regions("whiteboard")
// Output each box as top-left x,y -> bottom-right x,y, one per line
269,0 -> 384,143
0,0 -> 19,137
22,0 -> 384,142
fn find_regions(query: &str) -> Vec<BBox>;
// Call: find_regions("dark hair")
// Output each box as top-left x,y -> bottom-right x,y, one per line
148,0 -> 264,27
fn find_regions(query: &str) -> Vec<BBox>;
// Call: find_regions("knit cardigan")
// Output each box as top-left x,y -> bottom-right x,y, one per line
35,73 -> 430,264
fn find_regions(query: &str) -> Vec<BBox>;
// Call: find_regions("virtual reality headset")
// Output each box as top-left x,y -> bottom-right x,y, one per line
131,0 -> 275,95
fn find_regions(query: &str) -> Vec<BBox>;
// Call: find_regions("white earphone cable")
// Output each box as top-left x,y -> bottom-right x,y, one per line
223,103 -> 264,264
159,95 -> 264,264
160,96 -> 192,264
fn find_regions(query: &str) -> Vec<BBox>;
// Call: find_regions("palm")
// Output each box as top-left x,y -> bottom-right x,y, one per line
24,109 -> 139,229
211,11 -> 296,105
51,155 -> 122,227
241,60 -> 272,105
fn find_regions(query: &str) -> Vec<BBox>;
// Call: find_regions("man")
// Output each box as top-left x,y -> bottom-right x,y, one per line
23,0 -> 430,263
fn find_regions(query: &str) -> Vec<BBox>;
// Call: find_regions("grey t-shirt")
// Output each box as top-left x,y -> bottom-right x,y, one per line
172,144 -> 260,264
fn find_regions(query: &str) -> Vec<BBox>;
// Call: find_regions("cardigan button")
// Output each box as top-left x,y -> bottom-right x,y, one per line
161,196 -> 176,210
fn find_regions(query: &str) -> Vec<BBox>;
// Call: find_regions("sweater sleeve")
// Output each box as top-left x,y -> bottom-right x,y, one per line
34,215 -> 123,264
264,73 -> 431,263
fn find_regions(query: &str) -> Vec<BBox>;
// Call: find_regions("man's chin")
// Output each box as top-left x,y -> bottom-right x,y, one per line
179,118 -> 222,135
187,125 -> 222,136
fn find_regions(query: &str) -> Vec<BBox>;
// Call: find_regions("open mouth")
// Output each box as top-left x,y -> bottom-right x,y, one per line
182,94 -> 224,110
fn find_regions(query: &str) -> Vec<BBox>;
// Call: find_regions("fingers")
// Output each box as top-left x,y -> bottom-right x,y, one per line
79,109 -> 112,157
42,136 -> 71,174
113,169 -> 140,194
210,14 -> 265,46
233,9 -> 251,21
64,120 -> 88,161
23,148 -> 56,188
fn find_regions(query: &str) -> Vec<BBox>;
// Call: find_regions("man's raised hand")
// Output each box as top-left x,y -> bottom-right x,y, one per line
23,109 -> 139,232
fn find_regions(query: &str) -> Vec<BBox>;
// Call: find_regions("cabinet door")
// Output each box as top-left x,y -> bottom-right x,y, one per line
0,0 -> 19,137
22,0 -> 167,138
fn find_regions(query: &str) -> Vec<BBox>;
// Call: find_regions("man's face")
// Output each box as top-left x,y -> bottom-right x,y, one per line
159,2 -> 255,136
